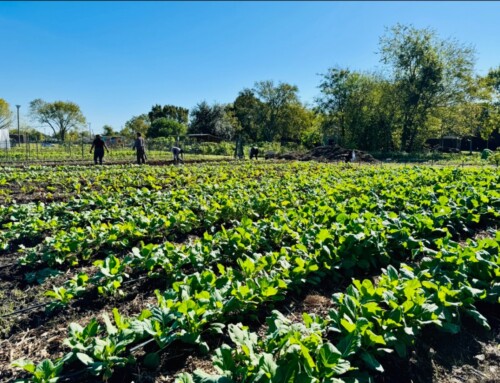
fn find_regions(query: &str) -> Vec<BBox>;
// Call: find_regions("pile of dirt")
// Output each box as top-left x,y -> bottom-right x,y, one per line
266,145 -> 379,163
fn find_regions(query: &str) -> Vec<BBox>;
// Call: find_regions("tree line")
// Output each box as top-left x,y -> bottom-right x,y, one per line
2,24 -> 500,152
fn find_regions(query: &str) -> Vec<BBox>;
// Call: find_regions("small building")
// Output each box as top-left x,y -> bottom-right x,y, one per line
102,136 -> 126,147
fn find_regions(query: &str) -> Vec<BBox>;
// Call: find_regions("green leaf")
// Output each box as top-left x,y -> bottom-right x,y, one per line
192,370 -> 233,383
343,295 -> 358,320
317,228 -> 331,242
386,265 -> 399,282
336,213 -> 348,223
258,353 -> 277,378
466,309 -> 491,330
330,359 -> 351,376
337,332 -> 361,357
394,341 -> 407,358
318,343 -> 341,368
175,373 -> 195,383
360,351 -> 384,372
442,322 -> 461,334
76,352 -> 93,365
300,343 -> 316,369
366,329 -> 386,345
340,318 -> 357,333
102,313 -> 117,335
144,352 -> 160,369
11,359 -> 36,373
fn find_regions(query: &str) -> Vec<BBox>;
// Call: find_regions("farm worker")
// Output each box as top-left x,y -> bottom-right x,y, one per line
249,146 -> 259,159
172,146 -> 183,164
345,150 -> 355,163
89,134 -> 109,165
133,132 -> 147,164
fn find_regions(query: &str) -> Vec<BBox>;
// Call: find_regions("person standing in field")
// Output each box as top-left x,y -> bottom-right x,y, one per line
172,146 -> 183,164
133,132 -> 146,164
89,134 -> 109,165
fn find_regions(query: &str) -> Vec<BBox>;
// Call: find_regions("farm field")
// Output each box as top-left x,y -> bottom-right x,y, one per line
0,161 -> 499,383
0,144 -> 233,168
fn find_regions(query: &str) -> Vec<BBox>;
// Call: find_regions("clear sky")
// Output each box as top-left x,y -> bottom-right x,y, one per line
1,1 -> 500,135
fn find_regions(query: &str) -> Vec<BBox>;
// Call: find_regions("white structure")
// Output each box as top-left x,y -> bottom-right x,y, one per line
0,129 -> 10,149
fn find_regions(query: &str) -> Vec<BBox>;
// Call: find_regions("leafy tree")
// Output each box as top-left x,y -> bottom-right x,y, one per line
253,80 -> 301,141
0,98 -> 13,130
148,117 -> 187,138
121,114 -> 150,139
379,23 -> 475,151
188,101 -> 225,137
317,67 -> 363,145
277,102 -> 315,144
215,106 -> 240,140
298,110 -> 323,148
317,68 -> 397,150
29,99 -> 86,142
483,67 -> 500,141
486,66 -> 500,96
102,125 -> 116,136
233,89 -> 263,142
148,104 -> 189,124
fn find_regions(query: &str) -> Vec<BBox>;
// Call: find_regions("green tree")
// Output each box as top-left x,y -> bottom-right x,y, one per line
317,68 -> 397,150
148,104 -> 189,124
188,101 -> 224,137
483,67 -> 500,141
277,102 -> 315,144
317,67 -> 365,146
298,109 -> 323,148
215,106 -> 240,140
121,114 -> 150,139
487,66 -> 500,96
29,99 -> 86,142
102,125 -> 116,136
379,23 -> 475,151
253,80 -> 301,142
0,98 -> 13,130
233,89 -> 263,142
148,117 -> 187,138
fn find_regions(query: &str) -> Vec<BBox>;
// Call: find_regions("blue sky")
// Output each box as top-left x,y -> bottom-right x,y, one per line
1,1 -> 500,135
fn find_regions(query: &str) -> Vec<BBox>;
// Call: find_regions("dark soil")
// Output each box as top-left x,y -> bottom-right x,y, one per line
379,302 -> 500,383
266,145 -> 379,163
2,261 -> 499,383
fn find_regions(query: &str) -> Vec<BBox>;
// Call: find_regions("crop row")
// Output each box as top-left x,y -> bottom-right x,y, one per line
0,163 -> 289,254
12,197 -> 499,381
179,233 -> 500,383
2,165 -> 498,314
3,164 -> 498,268
43,166 -> 499,310
5,163 -> 494,311
0,162 -> 277,201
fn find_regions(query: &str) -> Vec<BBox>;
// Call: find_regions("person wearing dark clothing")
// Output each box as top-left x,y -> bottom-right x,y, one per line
133,133 -> 146,164
172,146 -> 183,164
90,134 -> 109,165
249,147 -> 259,160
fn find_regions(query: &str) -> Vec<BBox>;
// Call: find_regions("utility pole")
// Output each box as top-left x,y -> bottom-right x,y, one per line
16,105 -> 20,147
